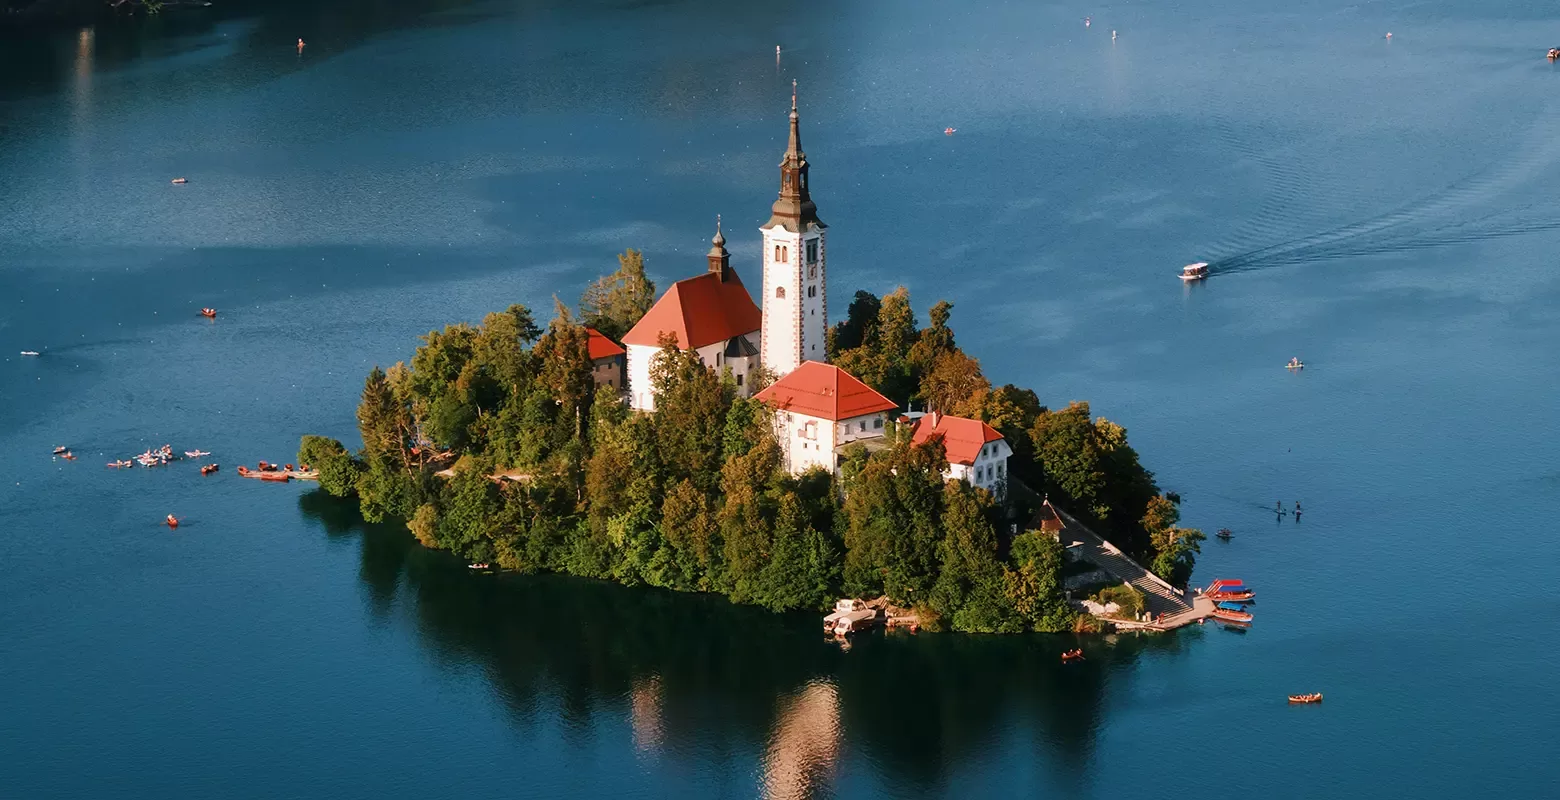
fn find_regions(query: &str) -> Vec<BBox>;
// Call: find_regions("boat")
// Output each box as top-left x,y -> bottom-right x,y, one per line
944,127 -> 956,135
1216,601 -> 1250,612
1179,262 -> 1209,282
165,514 -> 180,529
185,450 -> 211,458
200,463 -> 219,475
61,452 -> 76,460
1211,607 -> 1253,623
468,563 -> 491,570
1061,648 -> 1085,662
1288,693 -> 1323,704
171,177 -> 188,185
1286,358 -> 1304,370
823,598 -> 880,635
199,308 -> 217,318
1549,48 -> 1559,60
1209,589 -> 1254,602
53,446 -> 68,455
1215,528 -> 1233,540
108,460 -> 132,468
20,351 -> 39,357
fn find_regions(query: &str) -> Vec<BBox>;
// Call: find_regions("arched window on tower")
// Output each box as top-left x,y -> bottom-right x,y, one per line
774,245 -> 781,262
781,246 -> 789,262
775,286 -> 786,299
807,285 -> 817,298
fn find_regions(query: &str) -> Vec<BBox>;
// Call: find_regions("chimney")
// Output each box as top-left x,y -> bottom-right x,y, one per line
930,410 -> 941,428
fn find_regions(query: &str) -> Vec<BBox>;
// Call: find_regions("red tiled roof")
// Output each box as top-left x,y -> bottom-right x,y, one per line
910,413 -> 1004,466
754,361 -> 897,421
584,327 -> 625,360
620,268 -> 761,350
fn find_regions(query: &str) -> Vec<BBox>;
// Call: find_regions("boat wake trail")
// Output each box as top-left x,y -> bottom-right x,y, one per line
1203,94 -> 1560,276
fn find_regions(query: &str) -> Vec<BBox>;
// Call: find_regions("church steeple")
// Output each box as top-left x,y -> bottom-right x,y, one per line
766,80 -> 822,232
707,214 -> 731,281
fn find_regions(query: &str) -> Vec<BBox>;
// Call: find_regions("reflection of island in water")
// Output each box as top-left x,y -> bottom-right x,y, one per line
300,490 -> 1196,796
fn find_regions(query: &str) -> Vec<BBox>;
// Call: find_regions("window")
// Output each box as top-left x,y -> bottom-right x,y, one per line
775,286 -> 786,299
736,373 -> 744,386
807,240 -> 818,263
874,418 -> 883,429
807,285 -> 817,298
997,463 -> 1005,477
858,421 -> 866,432
774,245 -> 781,262
782,245 -> 789,262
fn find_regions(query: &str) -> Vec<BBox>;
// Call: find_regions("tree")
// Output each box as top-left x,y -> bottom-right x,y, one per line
929,481 -> 1020,633
1005,530 -> 1075,632
827,290 -> 881,356
651,333 -> 729,492
718,438 -> 780,603
534,298 -> 594,440
579,248 -> 656,341
756,491 -> 834,612
919,349 -> 990,416
658,478 -> 716,590
297,435 -> 363,498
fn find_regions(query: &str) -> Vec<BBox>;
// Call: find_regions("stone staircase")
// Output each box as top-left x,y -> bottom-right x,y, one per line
1053,507 -> 1191,618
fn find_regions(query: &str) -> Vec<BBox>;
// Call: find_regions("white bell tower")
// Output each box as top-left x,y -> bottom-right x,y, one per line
761,81 -> 827,379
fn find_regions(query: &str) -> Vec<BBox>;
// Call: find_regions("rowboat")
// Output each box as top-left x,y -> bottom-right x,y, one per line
108,460 -> 132,468
1210,590 -> 1254,602
200,464 -> 220,475
1215,528 -> 1233,540
1211,607 -> 1253,623
1288,693 -> 1323,704
200,308 -> 217,318
165,514 -> 180,529
1217,601 -> 1249,612
1061,648 -> 1085,663
171,177 -> 188,184
185,450 -> 210,458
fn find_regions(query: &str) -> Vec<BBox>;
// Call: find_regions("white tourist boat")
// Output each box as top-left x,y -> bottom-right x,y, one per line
1179,262 -> 1209,282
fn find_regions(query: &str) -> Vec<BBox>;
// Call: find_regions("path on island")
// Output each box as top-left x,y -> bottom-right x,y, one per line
1053,507 -> 1215,629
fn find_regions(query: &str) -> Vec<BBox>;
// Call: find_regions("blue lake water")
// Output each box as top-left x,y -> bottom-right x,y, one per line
3,0 -> 1560,797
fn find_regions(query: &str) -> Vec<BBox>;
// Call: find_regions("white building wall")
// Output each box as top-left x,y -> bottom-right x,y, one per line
627,331 -> 762,412
627,342 -> 658,412
946,439 -> 1014,497
776,410 -> 836,476
761,227 -> 826,377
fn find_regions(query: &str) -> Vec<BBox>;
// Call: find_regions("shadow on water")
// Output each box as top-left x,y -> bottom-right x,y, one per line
297,489 -> 1194,793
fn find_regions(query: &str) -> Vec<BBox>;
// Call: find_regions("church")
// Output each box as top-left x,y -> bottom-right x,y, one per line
620,83 -> 1008,488
622,81 -> 827,413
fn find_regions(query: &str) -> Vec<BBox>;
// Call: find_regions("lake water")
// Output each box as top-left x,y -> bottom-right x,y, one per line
4,0 -> 1560,796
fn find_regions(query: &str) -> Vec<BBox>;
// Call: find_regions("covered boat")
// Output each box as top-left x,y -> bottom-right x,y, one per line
1179,262 -> 1209,282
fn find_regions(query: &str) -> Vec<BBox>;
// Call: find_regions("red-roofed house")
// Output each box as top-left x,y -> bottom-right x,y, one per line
754,361 -> 898,475
584,328 -> 626,391
909,411 -> 1012,497
621,223 -> 762,411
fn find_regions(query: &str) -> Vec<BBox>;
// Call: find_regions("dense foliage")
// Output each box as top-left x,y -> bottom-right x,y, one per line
303,256 -> 1198,633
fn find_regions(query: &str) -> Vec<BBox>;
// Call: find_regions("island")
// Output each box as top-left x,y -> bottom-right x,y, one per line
300,89 -> 1204,635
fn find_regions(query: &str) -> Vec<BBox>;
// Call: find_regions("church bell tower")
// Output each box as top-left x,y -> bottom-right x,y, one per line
760,81 -> 828,378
